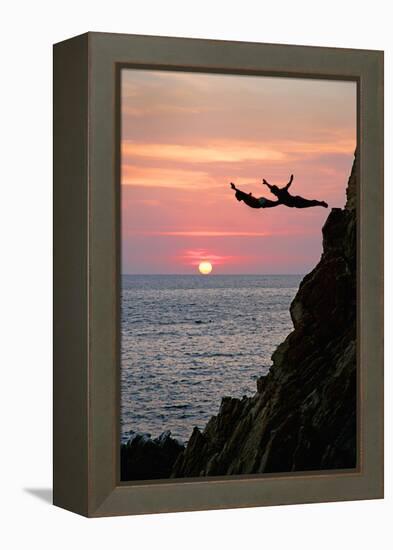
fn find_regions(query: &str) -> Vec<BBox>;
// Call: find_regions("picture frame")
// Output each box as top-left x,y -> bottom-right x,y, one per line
53,32 -> 383,517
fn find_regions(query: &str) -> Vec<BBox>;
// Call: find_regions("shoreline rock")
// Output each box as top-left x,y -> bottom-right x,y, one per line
121,430 -> 184,481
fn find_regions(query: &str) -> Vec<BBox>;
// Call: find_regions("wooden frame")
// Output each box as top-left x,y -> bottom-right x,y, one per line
53,32 -> 383,517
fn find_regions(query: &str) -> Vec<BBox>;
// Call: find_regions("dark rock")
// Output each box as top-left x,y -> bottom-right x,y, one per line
345,149 -> 357,211
121,430 -> 184,481
256,375 -> 268,393
172,152 -> 357,477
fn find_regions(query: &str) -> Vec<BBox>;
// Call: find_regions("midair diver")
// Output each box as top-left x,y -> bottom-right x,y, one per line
229,182 -> 280,209
230,175 -> 328,209
262,175 -> 328,208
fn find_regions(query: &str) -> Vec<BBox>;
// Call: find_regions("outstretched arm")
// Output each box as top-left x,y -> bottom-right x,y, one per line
262,179 -> 273,191
230,182 -> 254,196
284,174 -> 294,190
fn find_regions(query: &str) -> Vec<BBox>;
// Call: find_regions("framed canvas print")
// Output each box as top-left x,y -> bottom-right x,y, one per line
53,32 -> 383,517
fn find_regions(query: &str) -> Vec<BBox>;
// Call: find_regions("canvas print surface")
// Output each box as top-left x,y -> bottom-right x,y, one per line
119,69 -> 357,481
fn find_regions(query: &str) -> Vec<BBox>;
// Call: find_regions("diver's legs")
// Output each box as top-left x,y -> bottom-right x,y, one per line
292,196 -> 328,208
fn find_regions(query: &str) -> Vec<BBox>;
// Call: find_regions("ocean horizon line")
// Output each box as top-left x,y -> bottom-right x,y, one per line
121,272 -> 305,277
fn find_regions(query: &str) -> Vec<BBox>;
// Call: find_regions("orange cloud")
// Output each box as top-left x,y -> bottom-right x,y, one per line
122,140 -> 285,165
121,165 -> 216,189
122,137 -> 355,169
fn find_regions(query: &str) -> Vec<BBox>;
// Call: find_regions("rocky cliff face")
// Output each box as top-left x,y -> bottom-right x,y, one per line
172,154 -> 357,477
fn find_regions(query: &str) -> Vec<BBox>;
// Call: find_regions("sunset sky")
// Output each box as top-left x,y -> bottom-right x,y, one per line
121,69 -> 356,274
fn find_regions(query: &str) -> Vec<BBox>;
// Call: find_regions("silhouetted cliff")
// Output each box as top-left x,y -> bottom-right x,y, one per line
172,154 -> 357,477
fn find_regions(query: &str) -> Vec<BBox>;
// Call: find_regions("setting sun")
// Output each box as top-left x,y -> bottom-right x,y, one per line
198,261 -> 213,275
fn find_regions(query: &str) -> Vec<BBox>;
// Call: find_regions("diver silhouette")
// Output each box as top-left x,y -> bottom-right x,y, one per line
262,175 -> 328,208
230,183 -> 280,209
230,176 -> 328,209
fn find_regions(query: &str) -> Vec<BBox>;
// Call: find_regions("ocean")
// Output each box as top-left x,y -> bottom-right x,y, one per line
120,274 -> 302,443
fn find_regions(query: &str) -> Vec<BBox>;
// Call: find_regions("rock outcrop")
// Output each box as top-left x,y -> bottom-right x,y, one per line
121,430 -> 184,481
172,154 -> 357,477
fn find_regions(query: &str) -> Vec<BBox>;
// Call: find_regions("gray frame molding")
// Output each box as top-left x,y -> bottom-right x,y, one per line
53,32 -> 383,517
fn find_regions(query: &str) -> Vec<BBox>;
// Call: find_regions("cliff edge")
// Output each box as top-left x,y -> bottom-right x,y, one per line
173,154 -> 357,477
